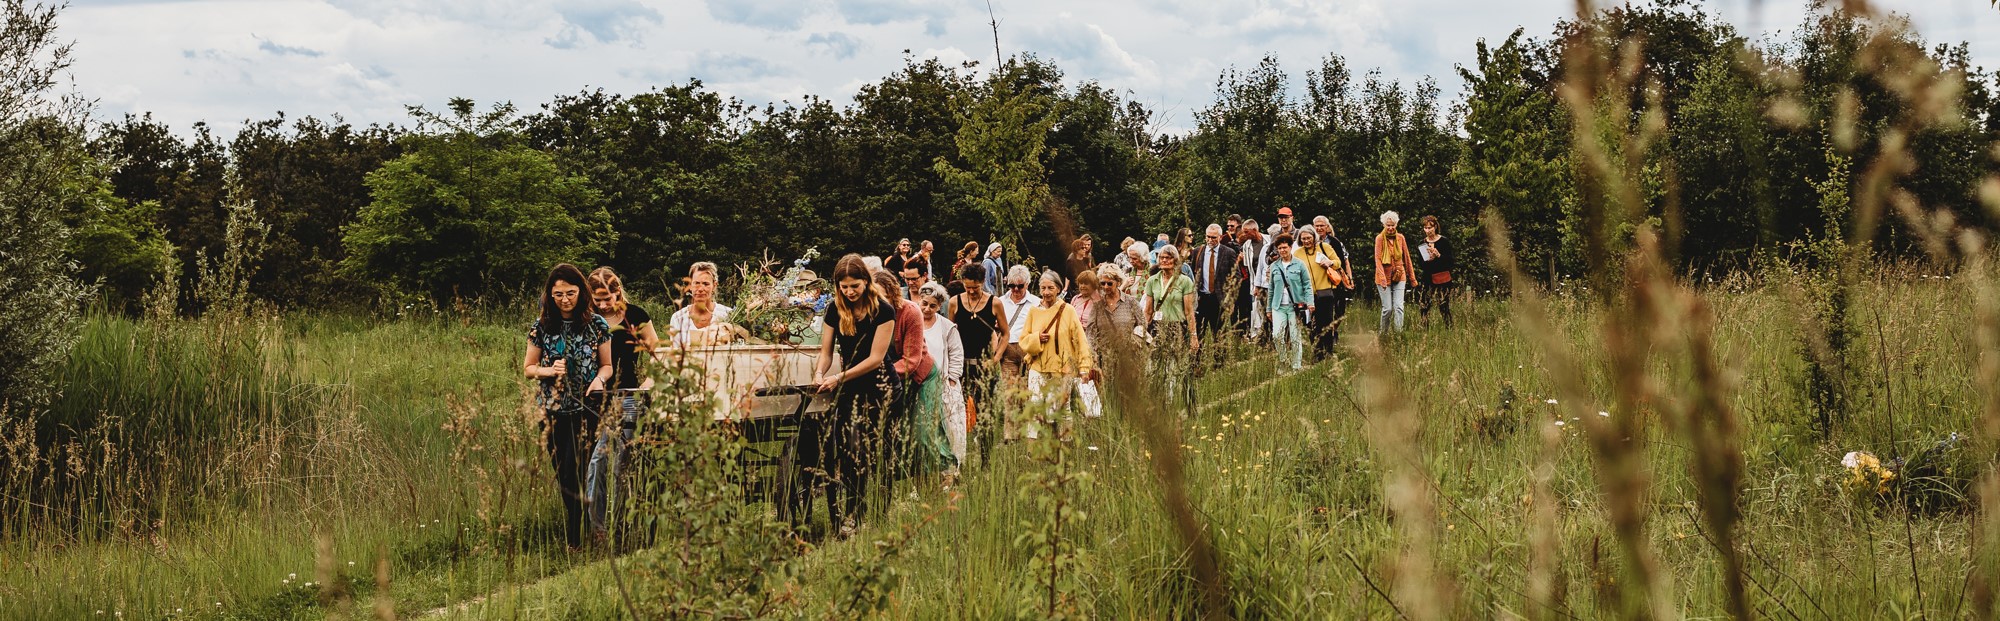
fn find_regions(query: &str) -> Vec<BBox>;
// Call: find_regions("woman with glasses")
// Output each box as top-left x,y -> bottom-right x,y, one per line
521,263 -> 613,549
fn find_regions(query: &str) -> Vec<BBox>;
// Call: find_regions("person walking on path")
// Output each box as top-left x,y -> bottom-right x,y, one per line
947,262 -> 1006,460
1374,211 -> 1417,335
981,243 -> 1006,295
1413,215 -> 1456,328
668,262 -> 733,349
1266,234 -> 1314,372
805,255 -> 899,538
916,282 -> 965,479
1236,218 -> 1270,341
1141,245 -> 1199,412
872,270 -> 938,481
1193,224 -> 1237,337
1020,269 -> 1096,437
522,263 -> 614,549
1311,216 -> 1357,356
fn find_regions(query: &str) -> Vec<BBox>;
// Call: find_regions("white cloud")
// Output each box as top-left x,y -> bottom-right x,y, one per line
56,0 -> 2000,137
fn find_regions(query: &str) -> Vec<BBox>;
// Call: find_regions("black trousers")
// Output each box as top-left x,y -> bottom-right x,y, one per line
1418,280 -> 1454,326
1196,291 -> 1223,335
1231,280 -> 1254,332
1312,289 -> 1346,358
792,386 -> 884,531
544,408 -> 599,548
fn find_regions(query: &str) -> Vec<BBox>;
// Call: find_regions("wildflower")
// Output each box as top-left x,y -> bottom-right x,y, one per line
1544,399 -> 1558,405
1553,421 -> 1566,427
1086,445 -> 1099,451
1597,411 -> 1609,417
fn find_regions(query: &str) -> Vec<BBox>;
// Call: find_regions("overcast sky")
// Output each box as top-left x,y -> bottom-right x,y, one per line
59,0 -> 2000,136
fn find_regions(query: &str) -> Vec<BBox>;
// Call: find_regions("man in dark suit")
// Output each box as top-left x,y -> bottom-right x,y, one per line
1193,223 -> 1237,336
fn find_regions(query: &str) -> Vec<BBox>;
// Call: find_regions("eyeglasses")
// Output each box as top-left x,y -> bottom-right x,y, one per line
1007,284 -> 1026,289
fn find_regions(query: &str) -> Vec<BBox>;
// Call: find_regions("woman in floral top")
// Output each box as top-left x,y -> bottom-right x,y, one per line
521,263 -> 613,549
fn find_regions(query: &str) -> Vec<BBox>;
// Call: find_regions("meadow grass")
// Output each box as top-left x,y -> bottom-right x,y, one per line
432,271 -> 1991,619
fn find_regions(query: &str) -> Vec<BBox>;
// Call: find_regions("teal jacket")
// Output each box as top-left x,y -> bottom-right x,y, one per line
1267,259 -> 1314,312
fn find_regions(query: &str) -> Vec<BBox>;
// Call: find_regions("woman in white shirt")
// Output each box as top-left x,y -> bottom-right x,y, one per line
916,282 -> 967,478
669,261 -> 733,348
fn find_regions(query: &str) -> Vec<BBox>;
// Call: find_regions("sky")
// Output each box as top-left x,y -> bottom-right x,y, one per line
58,0 -> 2000,136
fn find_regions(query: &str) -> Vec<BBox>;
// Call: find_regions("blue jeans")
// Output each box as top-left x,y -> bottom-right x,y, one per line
1378,281 -> 1407,333
1270,307 -> 1305,371
585,396 -> 639,533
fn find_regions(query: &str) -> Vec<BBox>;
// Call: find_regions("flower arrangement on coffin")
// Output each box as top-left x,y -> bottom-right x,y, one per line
722,248 -> 825,346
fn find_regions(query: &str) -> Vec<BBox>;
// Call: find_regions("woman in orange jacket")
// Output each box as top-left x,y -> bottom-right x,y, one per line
1373,211 -> 1417,334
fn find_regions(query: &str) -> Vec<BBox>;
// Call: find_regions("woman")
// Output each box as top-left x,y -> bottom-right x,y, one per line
1374,211 -> 1416,335
521,263 -> 613,549
669,262 -> 733,348
1071,269 -> 1099,334
584,267 -> 655,533
981,243 -> 1006,295
805,254 -> 899,537
1019,269 -> 1096,436
1267,234 -> 1314,372
949,241 -> 980,297
1141,245 -> 1199,412
947,262 -> 1005,459
1088,264 -> 1143,350
1142,246 -> 1199,351
917,283 -> 967,477
1121,241 -> 1153,297
1294,228 -> 1345,355
872,270 -> 941,480
1413,215 -> 1455,328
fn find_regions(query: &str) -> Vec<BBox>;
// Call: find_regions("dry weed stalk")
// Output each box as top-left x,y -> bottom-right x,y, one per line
1356,339 -> 1455,620
1527,414 -> 1569,621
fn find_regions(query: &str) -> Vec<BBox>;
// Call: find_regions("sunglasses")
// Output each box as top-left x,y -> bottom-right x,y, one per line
1008,284 -> 1026,289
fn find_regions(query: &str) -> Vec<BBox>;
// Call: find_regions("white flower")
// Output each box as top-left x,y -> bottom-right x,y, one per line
1086,446 -> 1099,451
1554,421 -> 1566,427
288,573 -> 297,580
1842,451 -> 1866,469
1597,411 -> 1610,417
1544,399 -> 1559,405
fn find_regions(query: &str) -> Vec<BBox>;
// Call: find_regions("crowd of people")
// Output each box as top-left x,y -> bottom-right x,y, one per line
520,206 -> 1461,545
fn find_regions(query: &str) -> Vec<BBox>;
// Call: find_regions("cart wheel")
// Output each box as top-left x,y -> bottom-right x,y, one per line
773,434 -> 800,524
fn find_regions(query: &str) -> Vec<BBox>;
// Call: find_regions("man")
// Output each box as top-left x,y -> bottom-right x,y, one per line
1236,218 -> 1270,340
1269,206 -> 1298,265
916,240 -> 935,278
900,265 -> 929,301
1152,232 -> 1171,252
981,243 -> 1006,295
1311,215 -> 1358,357
1223,214 -> 1244,251
1193,223 -> 1238,336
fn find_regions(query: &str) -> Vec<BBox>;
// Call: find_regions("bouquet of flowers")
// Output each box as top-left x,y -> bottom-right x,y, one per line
725,248 -> 824,345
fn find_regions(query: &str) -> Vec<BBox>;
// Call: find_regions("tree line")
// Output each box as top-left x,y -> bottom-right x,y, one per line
65,0 -> 2000,314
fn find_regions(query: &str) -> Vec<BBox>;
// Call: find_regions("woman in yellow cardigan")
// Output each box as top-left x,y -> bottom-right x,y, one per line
1020,269 -> 1096,438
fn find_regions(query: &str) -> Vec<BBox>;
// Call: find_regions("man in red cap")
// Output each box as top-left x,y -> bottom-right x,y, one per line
1268,204 -> 1299,266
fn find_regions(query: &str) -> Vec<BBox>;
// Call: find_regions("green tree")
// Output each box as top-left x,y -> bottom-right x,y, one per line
343,99 -> 610,302
0,0 -> 91,409
63,180 -> 175,311
1672,49 -> 1774,268
229,114 -> 403,307
1458,29 -> 1570,283
936,58 -> 1058,258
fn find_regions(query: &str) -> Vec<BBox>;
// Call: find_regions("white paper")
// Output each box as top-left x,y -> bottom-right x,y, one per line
1419,244 -> 1437,261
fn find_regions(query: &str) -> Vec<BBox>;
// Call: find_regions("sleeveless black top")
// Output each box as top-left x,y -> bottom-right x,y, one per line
949,293 -> 999,361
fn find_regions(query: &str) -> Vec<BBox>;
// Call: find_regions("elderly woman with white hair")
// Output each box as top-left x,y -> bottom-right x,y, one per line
915,282 -> 965,476
1020,269 -> 1095,436
1373,210 -> 1417,334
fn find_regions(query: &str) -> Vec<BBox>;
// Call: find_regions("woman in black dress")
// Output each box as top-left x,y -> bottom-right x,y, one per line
946,262 -> 1006,460
804,254 -> 899,537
